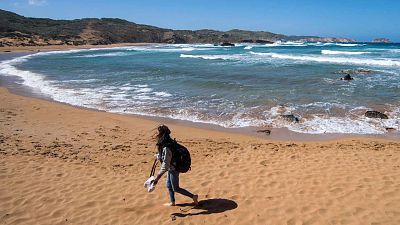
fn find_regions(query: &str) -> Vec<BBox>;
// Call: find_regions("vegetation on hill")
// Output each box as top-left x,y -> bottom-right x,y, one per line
0,9 -> 355,46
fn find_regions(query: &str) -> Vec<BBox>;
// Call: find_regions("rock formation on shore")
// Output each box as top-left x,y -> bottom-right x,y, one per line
0,9 -> 356,47
373,38 -> 391,43
298,37 -> 357,43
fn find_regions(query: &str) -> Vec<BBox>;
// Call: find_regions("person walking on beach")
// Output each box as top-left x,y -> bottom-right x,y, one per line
153,125 -> 198,206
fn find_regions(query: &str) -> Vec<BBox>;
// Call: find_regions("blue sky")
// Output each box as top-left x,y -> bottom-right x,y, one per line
1,0 -> 399,42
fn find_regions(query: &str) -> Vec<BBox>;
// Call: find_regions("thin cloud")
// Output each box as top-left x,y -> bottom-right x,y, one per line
28,0 -> 47,6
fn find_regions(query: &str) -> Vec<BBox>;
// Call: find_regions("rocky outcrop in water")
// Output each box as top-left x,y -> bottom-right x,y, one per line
365,111 -> 388,119
281,115 -> 300,123
221,42 -> 235,46
341,74 -> 354,81
336,68 -> 373,75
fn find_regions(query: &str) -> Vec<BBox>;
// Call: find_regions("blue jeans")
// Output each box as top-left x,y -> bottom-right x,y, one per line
166,170 -> 194,203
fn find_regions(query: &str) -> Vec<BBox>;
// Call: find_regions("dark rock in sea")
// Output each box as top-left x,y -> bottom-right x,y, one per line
336,69 -> 373,75
341,74 -> 354,80
357,69 -> 373,74
255,40 -> 274,44
257,129 -> 271,135
221,42 -> 235,47
386,127 -> 396,132
365,111 -> 388,119
281,115 -> 300,123
241,39 -> 254,43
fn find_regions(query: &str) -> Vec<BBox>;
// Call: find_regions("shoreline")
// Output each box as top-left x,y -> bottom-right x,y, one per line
1,42 -> 399,54
0,42 -> 154,53
0,47 -> 398,142
1,85 -> 398,144
1,81 -> 398,142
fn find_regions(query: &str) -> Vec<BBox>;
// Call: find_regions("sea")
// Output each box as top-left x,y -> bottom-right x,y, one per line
1,42 -> 399,135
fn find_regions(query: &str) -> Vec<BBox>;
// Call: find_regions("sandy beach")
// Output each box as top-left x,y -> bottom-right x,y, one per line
0,43 -> 153,53
0,86 -> 399,225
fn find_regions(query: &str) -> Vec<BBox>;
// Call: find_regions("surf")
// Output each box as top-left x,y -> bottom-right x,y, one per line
321,50 -> 370,55
250,52 -> 400,67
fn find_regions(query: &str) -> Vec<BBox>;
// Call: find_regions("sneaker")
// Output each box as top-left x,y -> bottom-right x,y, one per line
192,195 -> 198,205
163,202 -> 176,207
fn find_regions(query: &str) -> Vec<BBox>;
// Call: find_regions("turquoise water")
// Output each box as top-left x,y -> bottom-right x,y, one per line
1,42 -> 399,134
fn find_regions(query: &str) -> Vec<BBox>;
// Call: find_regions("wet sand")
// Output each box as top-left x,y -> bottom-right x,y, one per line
0,87 -> 400,225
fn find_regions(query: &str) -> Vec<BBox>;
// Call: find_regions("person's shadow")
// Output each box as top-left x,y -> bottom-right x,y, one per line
171,198 -> 238,217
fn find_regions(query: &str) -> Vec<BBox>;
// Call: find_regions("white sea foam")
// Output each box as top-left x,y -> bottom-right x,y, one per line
154,91 -> 173,97
181,51 -> 400,67
336,43 -> 362,47
321,50 -> 370,55
383,106 -> 400,130
249,52 -> 400,67
119,86 -> 137,91
61,79 -> 102,84
73,52 -> 129,58
126,46 -> 207,52
284,41 -> 306,45
263,41 -> 307,47
194,104 -> 398,134
180,54 -> 222,60
170,44 -> 216,48
259,104 -> 399,134
259,42 -> 366,47
134,87 -> 153,93
287,116 -> 387,134
117,104 -> 398,134
134,84 -> 149,88
0,57 -> 107,108
244,46 -> 253,50
0,55 -> 172,113
180,54 -> 241,60
299,102 -> 348,110
319,42 -> 366,47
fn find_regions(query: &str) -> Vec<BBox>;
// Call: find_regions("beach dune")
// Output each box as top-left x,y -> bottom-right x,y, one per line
1,87 -> 400,225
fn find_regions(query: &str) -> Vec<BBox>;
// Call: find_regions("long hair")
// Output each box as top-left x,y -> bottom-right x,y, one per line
155,124 -> 172,154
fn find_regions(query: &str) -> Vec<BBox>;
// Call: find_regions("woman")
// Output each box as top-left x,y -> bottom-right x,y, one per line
153,125 -> 198,206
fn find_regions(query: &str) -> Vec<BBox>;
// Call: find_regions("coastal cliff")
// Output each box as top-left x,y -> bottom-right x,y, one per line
0,9 -> 355,47
373,38 -> 391,43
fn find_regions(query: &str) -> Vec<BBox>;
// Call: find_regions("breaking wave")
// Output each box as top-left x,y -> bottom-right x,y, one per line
0,55 -> 172,110
321,50 -> 370,55
180,54 -> 243,60
250,52 -> 400,67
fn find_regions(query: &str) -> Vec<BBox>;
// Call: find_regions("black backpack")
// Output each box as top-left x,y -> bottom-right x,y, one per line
164,139 -> 191,173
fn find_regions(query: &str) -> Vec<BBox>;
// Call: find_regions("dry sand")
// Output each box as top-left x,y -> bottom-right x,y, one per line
0,43 -> 153,53
0,87 -> 399,225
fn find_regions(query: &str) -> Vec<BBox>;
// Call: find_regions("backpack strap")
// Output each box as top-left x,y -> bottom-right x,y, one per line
162,140 -> 177,167
149,159 -> 158,177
